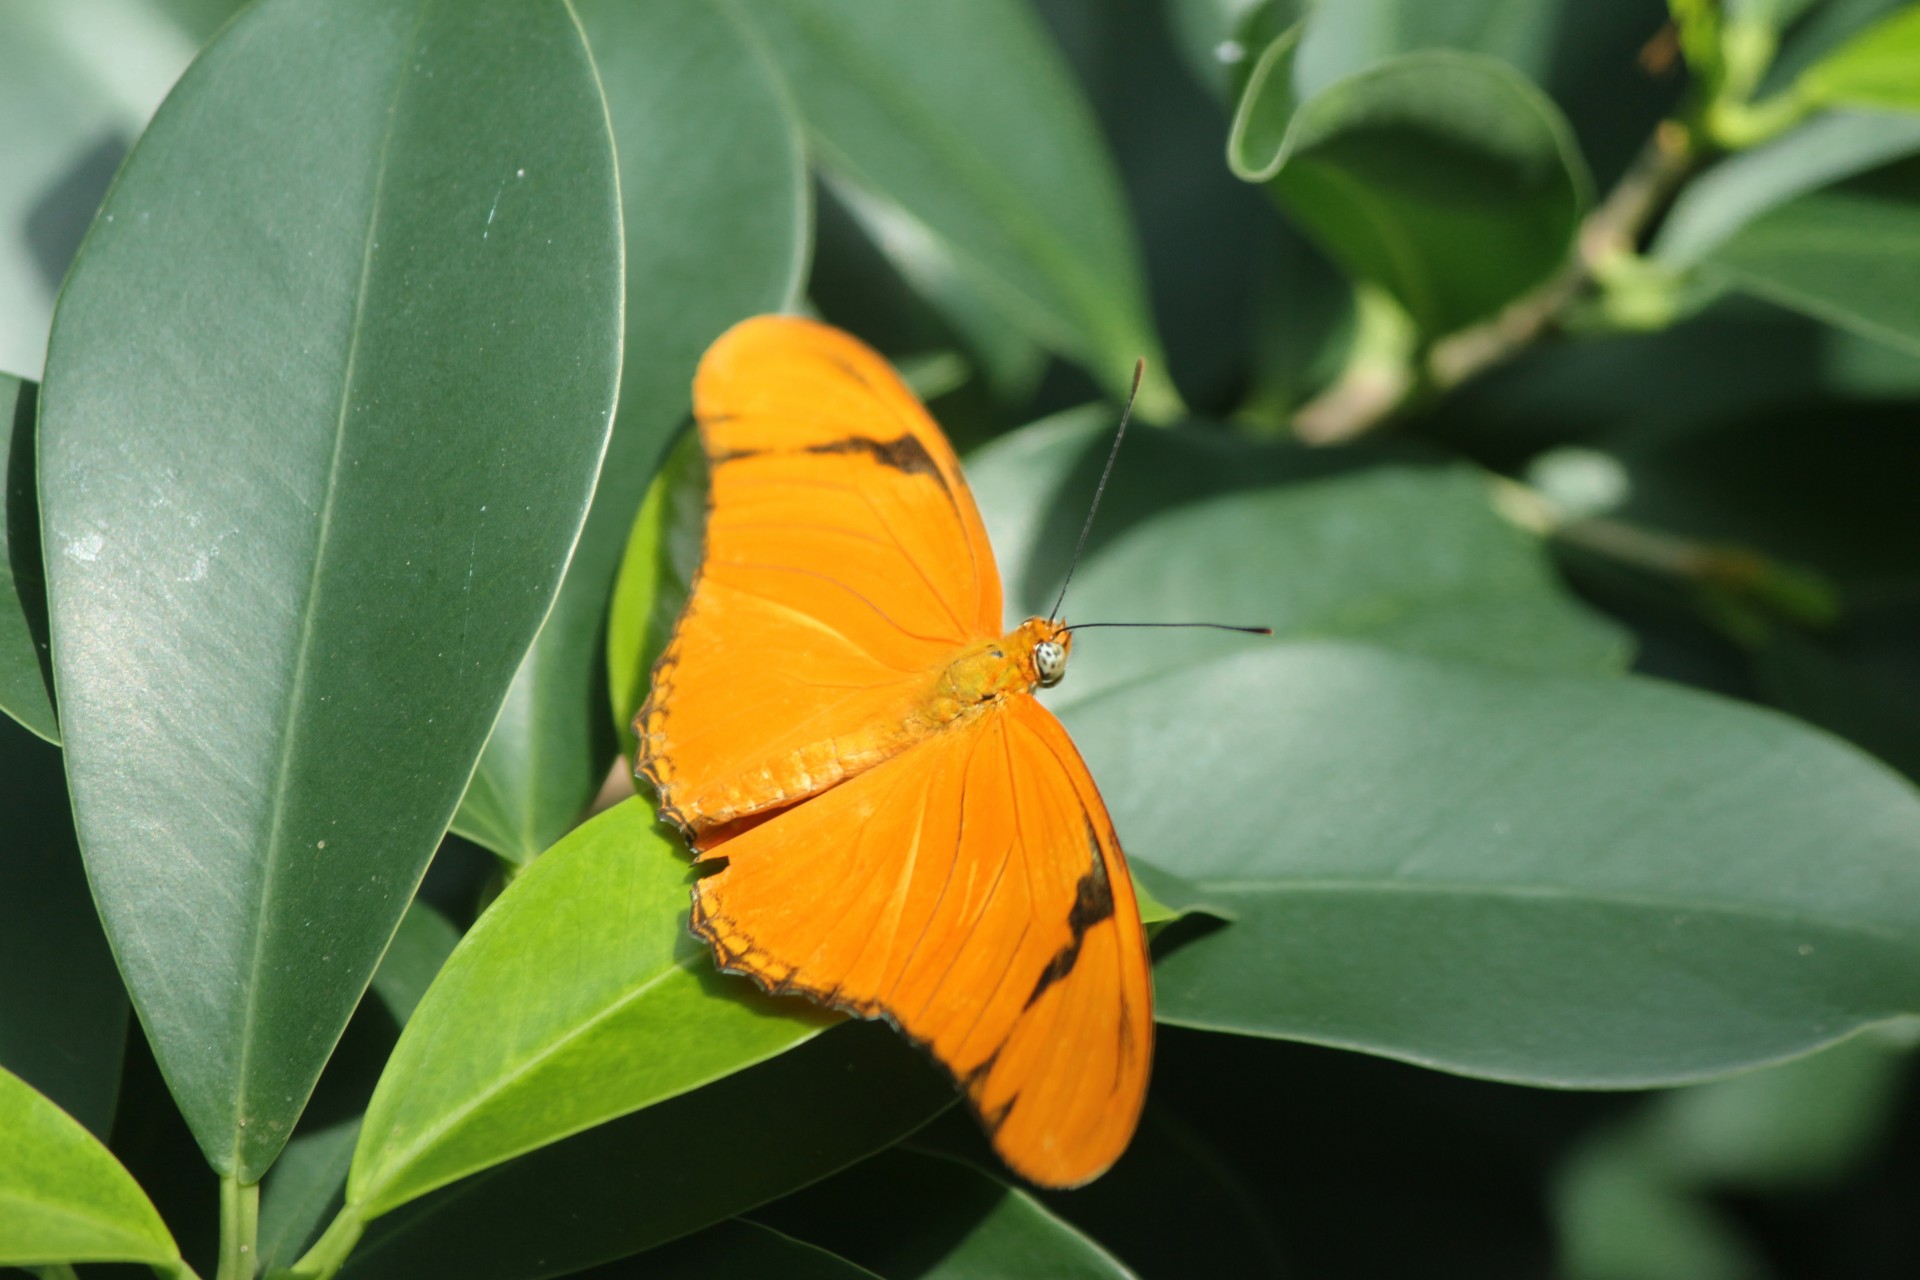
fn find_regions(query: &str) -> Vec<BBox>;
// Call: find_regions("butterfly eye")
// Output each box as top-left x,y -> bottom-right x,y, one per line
1034,639 -> 1067,688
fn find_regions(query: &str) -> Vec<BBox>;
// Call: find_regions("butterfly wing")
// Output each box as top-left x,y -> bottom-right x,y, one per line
638,315 -> 1003,837
691,691 -> 1153,1188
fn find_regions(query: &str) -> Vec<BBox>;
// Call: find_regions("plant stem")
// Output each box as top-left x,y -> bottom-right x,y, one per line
283,1205 -> 367,1280
215,1175 -> 260,1280
1492,477 -> 1839,628
1292,116 -> 1702,444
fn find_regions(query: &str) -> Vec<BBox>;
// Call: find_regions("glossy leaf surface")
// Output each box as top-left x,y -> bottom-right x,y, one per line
38,0 -> 622,1180
1067,645 -> 1920,1084
964,410 -> 1628,702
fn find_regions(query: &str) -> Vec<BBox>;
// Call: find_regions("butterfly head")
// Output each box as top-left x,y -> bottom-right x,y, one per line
1034,637 -> 1068,687
1014,616 -> 1073,691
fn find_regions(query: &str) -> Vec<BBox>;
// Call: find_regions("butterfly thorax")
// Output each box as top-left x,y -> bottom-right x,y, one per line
922,618 -> 1072,728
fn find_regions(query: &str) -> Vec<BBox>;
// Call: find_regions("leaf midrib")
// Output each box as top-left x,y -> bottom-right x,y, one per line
225,0 -> 434,1177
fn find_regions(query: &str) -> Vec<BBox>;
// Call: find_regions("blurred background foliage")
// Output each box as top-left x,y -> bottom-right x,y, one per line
9,0 -> 1920,1277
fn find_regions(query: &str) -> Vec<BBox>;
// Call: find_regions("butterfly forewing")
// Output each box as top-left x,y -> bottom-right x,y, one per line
639,317 -> 1001,834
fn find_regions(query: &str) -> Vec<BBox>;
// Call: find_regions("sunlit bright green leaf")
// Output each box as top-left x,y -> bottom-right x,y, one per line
339,1024 -> 952,1280
0,1065 -> 178,1270
349,801 -> 833,1220
1799,4 -> 1920,112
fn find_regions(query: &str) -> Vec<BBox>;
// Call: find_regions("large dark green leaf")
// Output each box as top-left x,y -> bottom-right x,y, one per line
0,715 -> 125,1138
347,800 -> 832,1221
0,374 -> 54,740
366,900 -> 460,1028
1066,644 -> 1920,1084
258,1117 -> 360,1275
0,1064 -> 180,1271
337,1023 -> 953,1280
1230,33 -> 1588,335
754,1148 -> 1136,1279
37,0 -> 622,1182
964,410 -> 1628,701
453,0 -> 807,864
733,0 -> 1180,416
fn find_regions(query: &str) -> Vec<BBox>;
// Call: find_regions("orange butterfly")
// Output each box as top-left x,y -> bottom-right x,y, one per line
636,315 -> 1152,1187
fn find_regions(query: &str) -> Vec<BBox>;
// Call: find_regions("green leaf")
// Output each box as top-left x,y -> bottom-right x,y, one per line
0,716 -> 126,1139
1292,0 -> 1565,94
0,374 -> 54,741
1554,1127 -> 1767,1280
0,8 -> 178,379
258,1117 -> 359,1274
607,431 -> 706,756
1691,155 -> 1920,357
733,0 -> 1181,417
38,0 -> 623,1182
1799,3 -> 1920,111
348,800 -> 833,1220
338,1023 -> 952,1280
623,1220 -> 882,1280
453,0 -> 807,865
0,1064 -> 179,1269
1230,36 -> 1589,335
1023,1107 -> 1287,1279
367,901 -> 460,1028
965,410 -> 1628,703
755,1148 -> 1136,1279
1657,113 -> 1920,265
1065,644 -> 1920,1085
1632,1029 -> 1915,1191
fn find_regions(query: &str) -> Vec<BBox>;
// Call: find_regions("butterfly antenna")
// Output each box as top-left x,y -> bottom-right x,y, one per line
1048,358 -> 1146,625
1063,621 -> 1273,635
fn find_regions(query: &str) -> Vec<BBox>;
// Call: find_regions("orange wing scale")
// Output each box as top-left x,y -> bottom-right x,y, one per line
636,314 -> 1152,1187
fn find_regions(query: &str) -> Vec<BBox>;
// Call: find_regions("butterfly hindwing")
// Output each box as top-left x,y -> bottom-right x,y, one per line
639,316 -> 1003,836
690,690 -> 1152,1188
